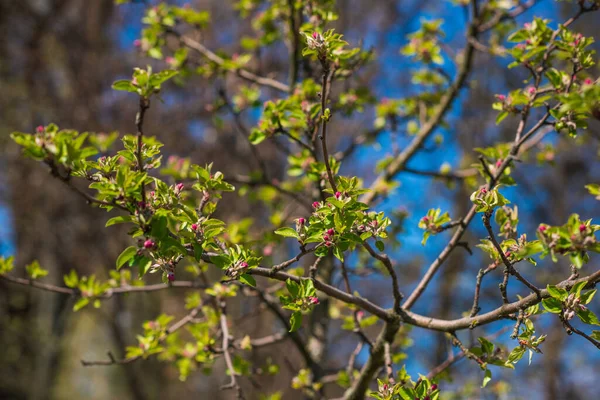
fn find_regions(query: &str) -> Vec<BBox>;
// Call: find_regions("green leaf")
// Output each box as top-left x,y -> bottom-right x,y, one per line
106,215 -> 134,227
63,270 -> 78,288
547,285 -> 568,301
25,260 -> 48,279
482,369 -> 492,388
507,346 -> 526,364
542,297 -> 563,314
210,254 -> 231,269
591,331 -> 600,341
111,80 -> 138,93
333,246 -> 344,262
73,298 -> 90,312
375,240 -> 385,252
149,69 -> 179,87
577,309 -> 600,326
239,274 -> 256,287
478,337 -> 494,355
569,280 -> 588,297
116,246 -> 138,270
274,227 -> 300,239
286,278 -> 300,298
289,311 -> 303,332
581,289 -> 597,305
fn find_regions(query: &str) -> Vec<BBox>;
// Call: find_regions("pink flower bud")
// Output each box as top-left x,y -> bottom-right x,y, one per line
524,22 -> 531,30
134,39 -> 141,47
430,384 -> 438,391
323,235 -> 330,241
335,191 -> 342,199
579,224 -> 587,233
538,225 -> 547,233
263,245 -> 273,256
167,272 -> 175,282
527,86 -> 536,95
496,159 -> 503,168
298,218 -> 306,225
312,31 -> 318,39
327,228 -> 335,236
144,239 -> 155,249
584,78 -> 593,85
312,201 -> 320,209
175,183 -> 184,193
132,77 -> 138,86
308,296 -> 319,304
166,56 -> 176,65
240,262 -> 249,269
191,223 -> 198,231
481,188 -> 487,194
422,216 -> 429,222
325,241 -> 333,247
36,125 -> 44,133
496,94 -> 506,102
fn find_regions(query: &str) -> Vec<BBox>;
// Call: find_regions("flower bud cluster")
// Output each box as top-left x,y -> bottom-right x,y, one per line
563,293 -> 586,320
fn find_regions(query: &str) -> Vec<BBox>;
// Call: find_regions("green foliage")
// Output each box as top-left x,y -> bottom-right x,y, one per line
4,1 -> 600,398
418,208 -> 452,245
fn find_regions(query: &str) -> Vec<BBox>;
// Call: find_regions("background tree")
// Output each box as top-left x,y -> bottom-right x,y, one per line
1,0 -> 600,399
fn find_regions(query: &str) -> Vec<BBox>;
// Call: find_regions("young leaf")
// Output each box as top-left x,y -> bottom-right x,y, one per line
116,246 -> 138,270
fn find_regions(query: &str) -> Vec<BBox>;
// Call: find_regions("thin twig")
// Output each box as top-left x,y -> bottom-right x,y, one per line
362,241 -> 403,313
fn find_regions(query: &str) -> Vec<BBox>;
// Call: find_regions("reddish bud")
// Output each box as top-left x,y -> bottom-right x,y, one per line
312,31 -> 318,39
240,262 -> 249,269
325,241 -> 333,247
133,39 -> 141,47
538,225 -> 547,233
166,56 -> 176,65
584,78 -> 593,85
527,86 -> 536,95
323,235 -> 331,241
144,239 -> 155,249
579,224 -> 587,233
335,191 -> 342,199
191,223 -> 198,231
175,182 -> 184,193
430,384 -> 438,391
496,94 -> 506,102
422,216 -> 430,222
496,159 -> 503,168
308,296 -> 319,304
327,228 -> 335,236
312,201 -> 320,209
505,251 -> 511,258
382,384 -> 388,391
481,188 -> 488,194
167,272 -> 175,282
298,218 -> 306,225
36,125 -> 44,133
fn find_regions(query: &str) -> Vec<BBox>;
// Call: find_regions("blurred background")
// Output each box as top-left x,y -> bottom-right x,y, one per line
0,0 -> 599,399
